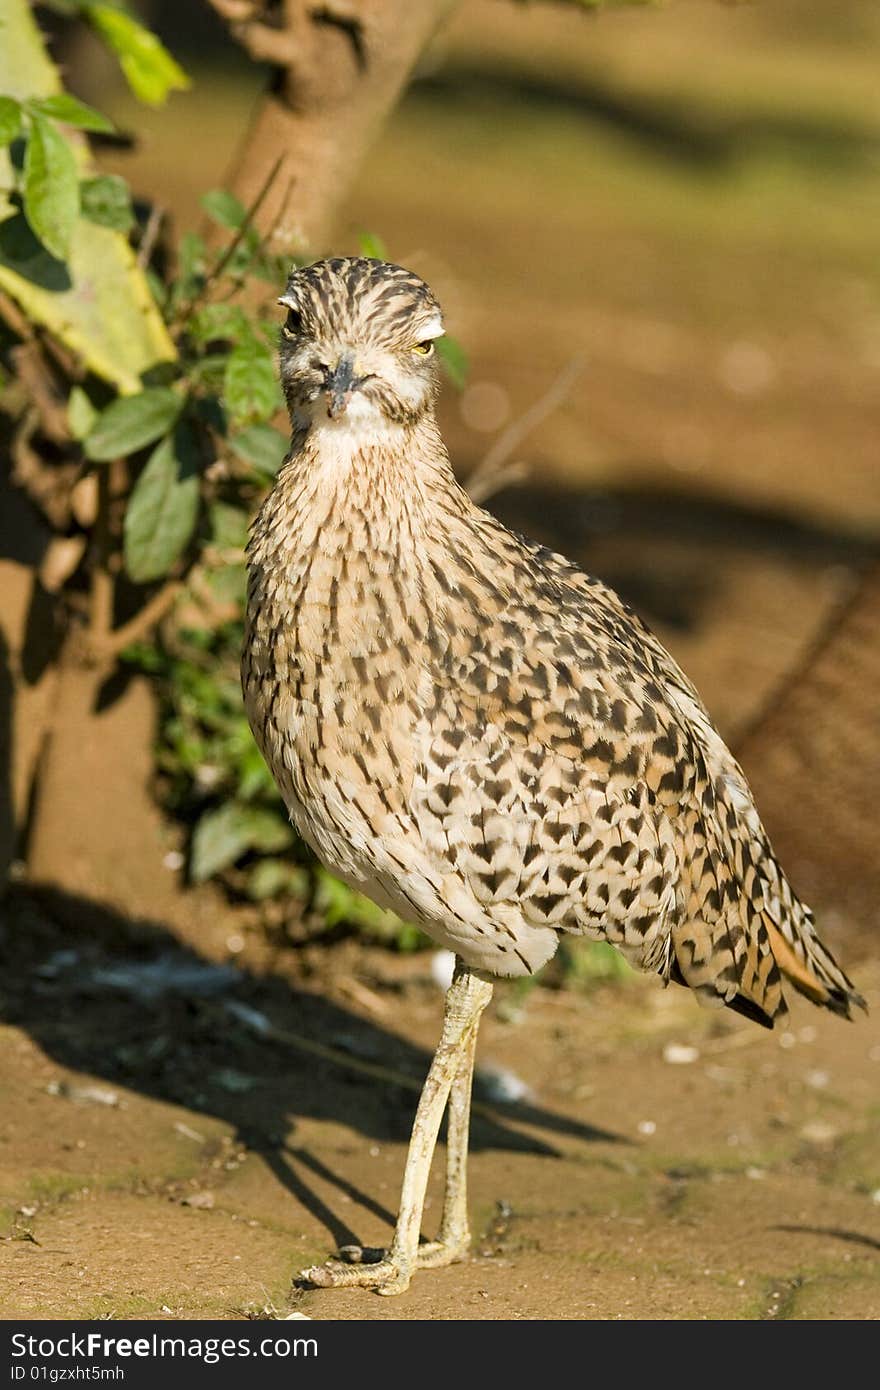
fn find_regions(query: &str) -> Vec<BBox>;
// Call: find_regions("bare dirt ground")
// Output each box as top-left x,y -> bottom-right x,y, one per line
2,0 -> 879,1323
1,895 -> 878,1322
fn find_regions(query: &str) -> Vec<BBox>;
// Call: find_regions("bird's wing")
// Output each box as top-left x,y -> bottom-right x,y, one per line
410,543 -> 702,977
411,532 -> 862,1018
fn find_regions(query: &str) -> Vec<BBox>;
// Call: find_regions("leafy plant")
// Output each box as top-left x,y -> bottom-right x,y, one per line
0,2 -> 429,949
0,1 -> 490,963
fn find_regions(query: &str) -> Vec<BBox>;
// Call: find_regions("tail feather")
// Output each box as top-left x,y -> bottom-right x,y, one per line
670,913 -> 788,1027
756,837 -> 866,1019
763,910 -> 866,1020
668,827 -> 865,1027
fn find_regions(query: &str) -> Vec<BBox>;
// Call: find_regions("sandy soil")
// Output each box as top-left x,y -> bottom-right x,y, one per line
1,894 -> 877,1322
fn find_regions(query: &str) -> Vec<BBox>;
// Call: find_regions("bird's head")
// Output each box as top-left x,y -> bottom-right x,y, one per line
278,257 -> 445,431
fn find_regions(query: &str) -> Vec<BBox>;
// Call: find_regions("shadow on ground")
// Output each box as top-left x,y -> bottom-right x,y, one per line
487,479 -> 880,633
0,885 -> 623,1254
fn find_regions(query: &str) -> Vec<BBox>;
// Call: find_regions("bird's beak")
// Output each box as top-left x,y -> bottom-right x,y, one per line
324,353 -> 358,419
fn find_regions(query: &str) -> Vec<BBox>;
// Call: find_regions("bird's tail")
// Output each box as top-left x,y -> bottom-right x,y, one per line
669,826 -> 865,1029
756,859 -> 865,1020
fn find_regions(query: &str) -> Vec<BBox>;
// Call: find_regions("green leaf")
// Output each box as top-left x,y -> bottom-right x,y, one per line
169,230 -> 206,308
23,114 -> 79,261
209,501 -> 250,551
436,334 -> 468,390
187,355 -> 228,391
203,563 -> 247,608
67,385 -> 98,440
84,387 -> 183,461
200,189 -> 248,231
228,423 -> 287,477
123,426 -> 200,583
0,97 -> 22,148
189,302 -> 250,347
190,802 -> 294,883
85,4 -> 190,106
358,230 -> 388,261
246,859 -> 309,902
312,867 -> 406,940
223,337 -> 279,427
79,174 -> 134,231
28,93 -> 115,134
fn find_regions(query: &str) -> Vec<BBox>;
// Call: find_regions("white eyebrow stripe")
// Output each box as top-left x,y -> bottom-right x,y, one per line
419,316 -> 445,340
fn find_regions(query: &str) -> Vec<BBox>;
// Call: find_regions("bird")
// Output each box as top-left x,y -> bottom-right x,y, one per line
241,256 -> 865,1296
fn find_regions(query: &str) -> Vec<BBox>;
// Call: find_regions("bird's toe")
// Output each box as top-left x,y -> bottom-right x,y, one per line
299,1254 -> 412,1294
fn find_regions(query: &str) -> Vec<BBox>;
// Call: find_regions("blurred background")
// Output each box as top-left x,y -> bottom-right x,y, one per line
1,0 -> 879,1320
37,0 -> 879,936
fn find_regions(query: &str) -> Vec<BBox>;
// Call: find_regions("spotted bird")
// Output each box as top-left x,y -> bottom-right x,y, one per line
242,257 -> 864,1295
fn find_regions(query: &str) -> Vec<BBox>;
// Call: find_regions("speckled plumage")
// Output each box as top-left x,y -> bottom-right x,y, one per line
243,256 -> 861,1027
241,258 -> 863,1293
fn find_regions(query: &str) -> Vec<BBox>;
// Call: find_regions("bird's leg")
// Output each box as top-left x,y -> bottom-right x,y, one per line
301,959 -> 493,1295
414,1006 -> 481,1268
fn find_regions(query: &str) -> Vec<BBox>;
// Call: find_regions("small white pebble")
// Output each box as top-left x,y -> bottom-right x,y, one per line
805,1069 -> 830,1090
431,950 -> 457,991
18,1205 -> 38,1217
663,1043 -> 699,1065
745,1167 -> 766,1180
779,1031 -> 797,1050
163,851 -> 185,872
159,1306 -> 173,1315
225,1000 -> 272,1037
285,1313 -> 312,1320
799,1120 -> 838,1145
369,1145 -> 381,1157
226,933 -> 245,954
174,1122 -> 205,1143
477,1064 -> 530,1105
181,1191 -> 214,1209
637,1120 -> 656,1136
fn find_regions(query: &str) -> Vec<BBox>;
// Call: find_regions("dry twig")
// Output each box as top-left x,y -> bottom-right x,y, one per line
465,356 -> 584,504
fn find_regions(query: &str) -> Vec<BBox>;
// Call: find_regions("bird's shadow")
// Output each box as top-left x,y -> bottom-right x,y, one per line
772,1224 -> 880,1254
0,885 -> 624,1253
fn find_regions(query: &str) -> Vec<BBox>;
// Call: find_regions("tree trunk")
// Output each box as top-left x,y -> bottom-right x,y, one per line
0,469 -> 58,881
215,0 -> 460,252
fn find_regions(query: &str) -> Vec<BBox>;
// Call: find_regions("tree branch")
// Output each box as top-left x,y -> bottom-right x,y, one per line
465,356 -> 584,505
90,580 -> 184,663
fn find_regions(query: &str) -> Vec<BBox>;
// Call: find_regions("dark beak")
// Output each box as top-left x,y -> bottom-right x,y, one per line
324,354 -> 357,419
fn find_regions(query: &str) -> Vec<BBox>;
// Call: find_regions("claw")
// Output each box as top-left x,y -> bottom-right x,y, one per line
335,1244 -> 386,1265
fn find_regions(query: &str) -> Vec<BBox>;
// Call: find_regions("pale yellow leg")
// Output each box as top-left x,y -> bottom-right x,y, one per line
301,958 -> 492,1295
415,1012 -> 480,1266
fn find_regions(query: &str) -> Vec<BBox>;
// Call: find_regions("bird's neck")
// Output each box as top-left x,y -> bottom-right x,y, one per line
255,412 -> 470,574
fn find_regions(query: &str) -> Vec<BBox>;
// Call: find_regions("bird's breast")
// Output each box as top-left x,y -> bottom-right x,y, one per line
242,538 -> 435,866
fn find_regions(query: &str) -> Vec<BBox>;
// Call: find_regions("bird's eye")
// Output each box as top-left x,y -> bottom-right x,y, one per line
412,340 -> 434,356
282,309 -> 302,338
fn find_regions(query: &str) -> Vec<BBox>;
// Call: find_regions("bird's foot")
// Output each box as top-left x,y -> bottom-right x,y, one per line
299,1233 -> 470,1296
299,1246 -> 413,1297
410,1233 -> 471,1269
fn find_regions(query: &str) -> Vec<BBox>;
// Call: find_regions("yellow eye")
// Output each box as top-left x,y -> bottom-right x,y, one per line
412,340 -> 434,356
